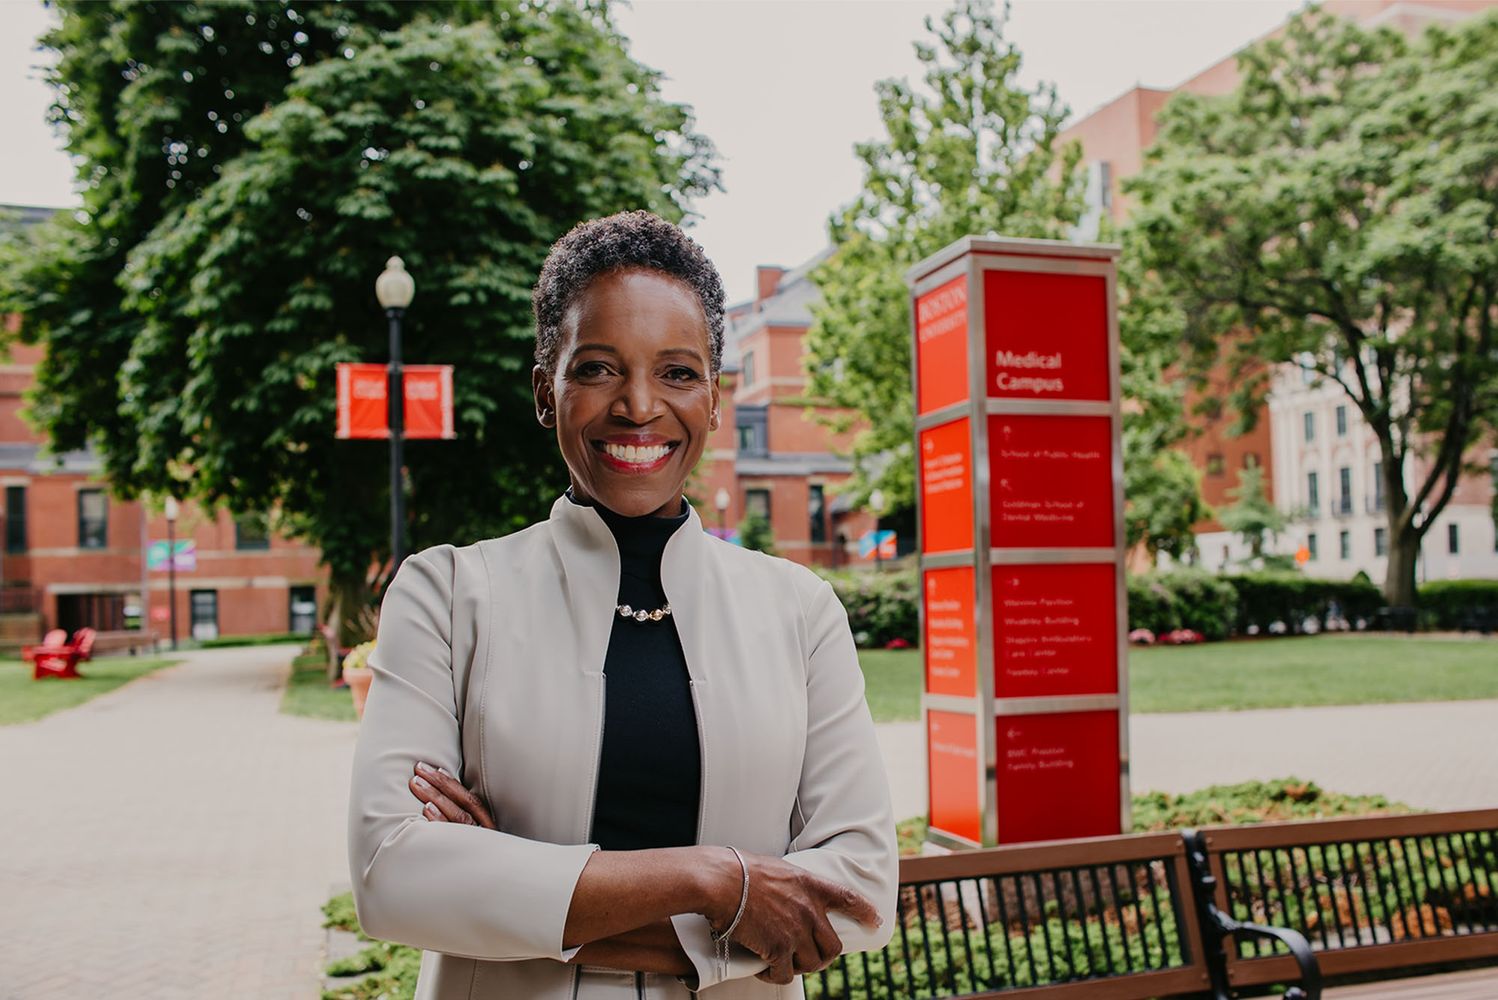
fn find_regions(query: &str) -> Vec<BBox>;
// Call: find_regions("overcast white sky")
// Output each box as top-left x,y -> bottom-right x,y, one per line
0,0 -> 1303,301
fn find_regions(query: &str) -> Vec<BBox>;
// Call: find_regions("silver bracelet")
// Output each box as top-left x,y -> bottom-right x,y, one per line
710,845 -> 749,978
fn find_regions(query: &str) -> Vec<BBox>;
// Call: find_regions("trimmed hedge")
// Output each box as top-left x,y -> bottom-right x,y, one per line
1418,579 -> 1498,629
1224,572 -> 1383,634
825,566 -> 1493,647
1129,571 -> 1383,638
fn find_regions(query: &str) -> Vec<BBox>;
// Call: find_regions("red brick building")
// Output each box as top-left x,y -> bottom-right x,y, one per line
693,258 -> 879,567
1,206 -> 327,647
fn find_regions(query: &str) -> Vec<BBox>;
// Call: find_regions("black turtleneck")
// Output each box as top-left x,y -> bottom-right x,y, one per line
566,489 -> 702,851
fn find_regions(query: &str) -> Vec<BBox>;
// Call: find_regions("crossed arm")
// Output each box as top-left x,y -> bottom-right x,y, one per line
408,761 -> 879,982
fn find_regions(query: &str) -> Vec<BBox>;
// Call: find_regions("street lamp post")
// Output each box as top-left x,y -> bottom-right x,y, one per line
376,257 -> 416,575
870,488 -> 886,573
164,496 -> 179,650
714,487 -> 730,536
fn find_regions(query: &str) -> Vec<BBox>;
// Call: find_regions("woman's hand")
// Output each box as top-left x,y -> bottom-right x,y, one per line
409,760 -> 496,829
702,848 -> 882,985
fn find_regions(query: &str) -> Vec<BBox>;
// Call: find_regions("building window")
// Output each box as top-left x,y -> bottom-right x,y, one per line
744,488 -> 770,522
190,589 -> 219,641
1448,523 -> 1460,555
1374,527 -> 1387,557
289,585 -> 317,634
78,489 -> 108,549
1306,471 -> 1319,515
234,512 -> 270,550
5,485 -> 26,554
808,484 -> 827,544
1307,533 -> 1318,561
1205,454 -> 1224,477
1371,461 -> 1385,513
1303,412 -> 1315,442
1337,466 -> 1352,515
1335,405 -> 1348,437
734,405 -> 768,458
741,351 -> 755,388
1339,530 -> 1351,560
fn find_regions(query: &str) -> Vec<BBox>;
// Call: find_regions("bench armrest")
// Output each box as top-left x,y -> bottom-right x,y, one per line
1219,914 -> 1322,1000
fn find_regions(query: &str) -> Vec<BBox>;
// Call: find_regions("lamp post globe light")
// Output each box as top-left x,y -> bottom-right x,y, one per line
163,496 -> 179,651
714,487 -> 731,534
376,257 -> 415,576
869,488 -> 886,573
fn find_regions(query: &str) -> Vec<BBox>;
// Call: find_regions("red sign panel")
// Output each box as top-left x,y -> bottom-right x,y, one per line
924,567 -> 977,698
984,270 -> 1110,401
995,710 -> 1121,843
928,710 -> 981,844
919,417 -> 973,553
915,274 -> 969,415
993,563 -> 1118,698
337,363 -> 456,440
988,414 -> 1114,549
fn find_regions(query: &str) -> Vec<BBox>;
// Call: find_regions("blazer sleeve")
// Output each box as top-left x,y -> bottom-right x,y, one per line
672,576 -> 899,990
346,544 -> 600,961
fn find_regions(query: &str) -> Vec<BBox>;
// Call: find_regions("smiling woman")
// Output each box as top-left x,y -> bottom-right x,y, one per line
346,211 -> 898,1000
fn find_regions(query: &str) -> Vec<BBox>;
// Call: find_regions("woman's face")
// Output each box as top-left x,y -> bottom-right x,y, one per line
534,268 -> 719,518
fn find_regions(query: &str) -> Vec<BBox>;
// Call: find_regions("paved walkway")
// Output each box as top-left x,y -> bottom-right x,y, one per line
0,644 -> 356,999
877,700 -> 1498,822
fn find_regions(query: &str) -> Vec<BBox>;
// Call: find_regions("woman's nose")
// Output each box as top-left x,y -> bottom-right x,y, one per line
610,373 -> 663,423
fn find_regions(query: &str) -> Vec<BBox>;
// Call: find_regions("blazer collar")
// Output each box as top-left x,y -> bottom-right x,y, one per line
547,492 -> 708,681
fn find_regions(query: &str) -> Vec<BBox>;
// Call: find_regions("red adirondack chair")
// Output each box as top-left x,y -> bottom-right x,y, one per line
24,626 -> 96,680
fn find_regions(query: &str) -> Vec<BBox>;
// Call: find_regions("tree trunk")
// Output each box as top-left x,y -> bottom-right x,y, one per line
1384,524 -> 1419,608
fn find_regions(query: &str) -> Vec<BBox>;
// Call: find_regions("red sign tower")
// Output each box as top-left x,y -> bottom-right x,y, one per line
909,236 -> 1129,847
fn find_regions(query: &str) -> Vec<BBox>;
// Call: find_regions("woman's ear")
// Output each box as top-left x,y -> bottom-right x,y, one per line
532,365 -> 556,428
708,379 -> 721,432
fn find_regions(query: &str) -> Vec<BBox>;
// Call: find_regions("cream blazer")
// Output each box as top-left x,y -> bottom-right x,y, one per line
347,494 -> 898,999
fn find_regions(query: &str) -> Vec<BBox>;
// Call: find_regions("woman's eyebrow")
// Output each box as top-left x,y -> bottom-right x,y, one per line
572,343 -> 704,364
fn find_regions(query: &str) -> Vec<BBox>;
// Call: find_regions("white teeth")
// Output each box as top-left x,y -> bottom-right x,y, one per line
604,442 -> 672,464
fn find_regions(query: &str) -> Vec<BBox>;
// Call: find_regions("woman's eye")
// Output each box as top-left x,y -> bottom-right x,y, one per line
573,361 -> 609,378
665,366 -> 700,381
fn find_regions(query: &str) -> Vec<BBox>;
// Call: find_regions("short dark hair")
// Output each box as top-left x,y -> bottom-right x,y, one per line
532,210 -> 726,377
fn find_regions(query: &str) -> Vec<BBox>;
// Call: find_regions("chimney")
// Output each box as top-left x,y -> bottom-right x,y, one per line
756,265 -> 786,305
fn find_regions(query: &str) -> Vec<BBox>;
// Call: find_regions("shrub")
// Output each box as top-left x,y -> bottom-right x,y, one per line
1126,569 -> 1236,640
1418,579 -> 1498,630
820,567 -> 918,648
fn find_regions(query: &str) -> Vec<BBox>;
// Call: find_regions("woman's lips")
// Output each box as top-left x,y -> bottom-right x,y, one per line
591,439 -> 679,474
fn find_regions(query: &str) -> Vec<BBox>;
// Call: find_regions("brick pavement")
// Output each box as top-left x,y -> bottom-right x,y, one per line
876,699 -> 1498,822
0,644 -> 357,999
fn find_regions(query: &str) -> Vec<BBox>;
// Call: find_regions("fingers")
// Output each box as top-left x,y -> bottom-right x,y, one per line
756,954 -> 796,985
820,879 -> 882,931
410,773 -> 472,824
411,761 -> 498,829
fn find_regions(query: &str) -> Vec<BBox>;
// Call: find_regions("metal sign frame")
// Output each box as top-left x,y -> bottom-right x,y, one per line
908,236 -> 1129,848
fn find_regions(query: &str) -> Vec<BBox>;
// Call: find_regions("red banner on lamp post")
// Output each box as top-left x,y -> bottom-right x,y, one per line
336,362 -> 455,440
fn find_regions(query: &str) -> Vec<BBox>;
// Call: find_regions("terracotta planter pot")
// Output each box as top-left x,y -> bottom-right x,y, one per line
343,665 -> 374,719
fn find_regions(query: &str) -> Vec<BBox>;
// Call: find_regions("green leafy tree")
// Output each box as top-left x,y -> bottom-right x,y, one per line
1219,464 -> 1287,562
737,509 -> 776,555
2,3 -> 718,668
1123,426 -> 1210,562
1126,8 -> 1498,605
802,0 -> 1085,514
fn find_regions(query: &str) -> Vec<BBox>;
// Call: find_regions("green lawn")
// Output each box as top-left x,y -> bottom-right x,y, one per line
860,634 -> 1498,721
0,655 -> 180,725
281,649 -> 358,722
